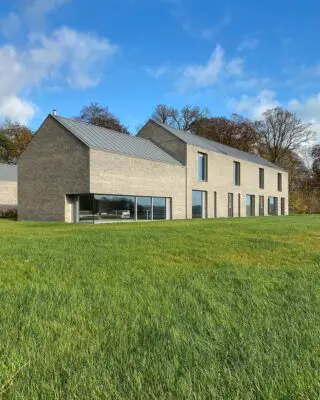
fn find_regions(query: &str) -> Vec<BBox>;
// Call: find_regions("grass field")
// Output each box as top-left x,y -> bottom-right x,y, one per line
0,216 -> 320,399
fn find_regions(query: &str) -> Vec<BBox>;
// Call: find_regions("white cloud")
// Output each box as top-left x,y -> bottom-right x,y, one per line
25,0 -> 71,28
145,65 -> 169,79
237,37 -> 259,52
229,90 -> 280,119
226,58 -> 243,75
235,77 -> 270,89
176,45 -> 224,91
0,27 -> 118,123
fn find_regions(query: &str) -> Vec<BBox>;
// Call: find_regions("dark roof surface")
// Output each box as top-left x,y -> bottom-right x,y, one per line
151,120 -> 284,171
0,164 -> 17,182
52,115 -> 181,166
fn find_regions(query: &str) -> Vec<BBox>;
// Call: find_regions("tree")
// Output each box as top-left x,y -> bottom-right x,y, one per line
311,144 -> 320,183
0,120 -> 33,164
190,114 -> 260,153
254,107 -> 316,164
152,104 -> 208,131
79,103 -> 130,134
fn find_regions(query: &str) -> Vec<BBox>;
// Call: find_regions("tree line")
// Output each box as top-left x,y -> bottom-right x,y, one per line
1,102 -> 319,213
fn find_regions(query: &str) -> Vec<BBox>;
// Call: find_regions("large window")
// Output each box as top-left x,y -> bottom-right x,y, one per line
197,152 -> 208,181
268,196 -> 278,216
259,168 -> 264,189
228,193 -> 234,217
192,190 -> 207,218
278,173 -> 282,191
79,194 -> 169,223
234,161 -> 241,186
246,195 -> 255,217
259,196 -> 264,216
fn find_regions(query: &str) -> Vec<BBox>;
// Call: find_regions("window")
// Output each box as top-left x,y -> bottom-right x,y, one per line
228,193 -> 234,217
259,196 -> 264,216
259,168 -> 264,189
246,195 -> 255,217
197,152 -> 208,181
268,197 -> 278,216
233,161 -> 241,186
238,193 -> 241,217
192,190 -> 207,218
214,191 -> 217,218
278,173 -> 282,191
281,198 -> 285,216
78,194 -> 170,223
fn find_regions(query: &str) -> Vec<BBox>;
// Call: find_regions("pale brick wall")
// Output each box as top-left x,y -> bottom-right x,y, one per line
18,116 -> 90,222
0,181 -> 17,205
186,145 -> 289,218
90,149 -> 187,219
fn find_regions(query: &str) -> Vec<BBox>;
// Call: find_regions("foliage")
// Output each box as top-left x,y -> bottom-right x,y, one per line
0,216 -> 320,398
0,120 -> 33,164
152,104 -> 208,131
79,102 -> 130,134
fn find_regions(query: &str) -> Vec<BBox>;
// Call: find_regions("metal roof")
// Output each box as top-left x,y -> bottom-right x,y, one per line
53,115 -> 181,166
0,164 -> 17,182
151,120 -> 285,171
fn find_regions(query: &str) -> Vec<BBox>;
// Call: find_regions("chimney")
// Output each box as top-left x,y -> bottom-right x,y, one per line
52,109 -> 57,116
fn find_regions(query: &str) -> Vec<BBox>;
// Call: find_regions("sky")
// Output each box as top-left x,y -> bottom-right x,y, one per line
0,0 -> 320,142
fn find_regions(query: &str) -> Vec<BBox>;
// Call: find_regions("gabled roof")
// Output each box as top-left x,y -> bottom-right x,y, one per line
52,115 -> 182,166
151,120 -> 285,171
0,164 -> 17,182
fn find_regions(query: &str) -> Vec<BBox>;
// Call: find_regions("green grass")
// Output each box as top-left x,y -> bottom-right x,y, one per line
0,216 -> 320,399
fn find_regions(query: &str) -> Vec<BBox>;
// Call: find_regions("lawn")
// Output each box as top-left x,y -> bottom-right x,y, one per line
0,216 -> 320,399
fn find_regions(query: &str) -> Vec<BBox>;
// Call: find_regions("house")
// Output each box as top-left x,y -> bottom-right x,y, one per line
18,114 -> 288,223
0,164 -> 17,212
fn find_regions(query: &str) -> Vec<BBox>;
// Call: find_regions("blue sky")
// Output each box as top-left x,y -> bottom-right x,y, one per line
0,0 -> 320,141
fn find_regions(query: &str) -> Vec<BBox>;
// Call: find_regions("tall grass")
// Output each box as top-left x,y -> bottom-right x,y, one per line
0,216 -> 320,399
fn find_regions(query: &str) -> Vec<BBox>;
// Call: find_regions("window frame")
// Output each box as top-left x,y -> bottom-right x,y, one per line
259,168 -> 265,189
197,152 -> 208,182
233,161 -> 241,186
259,195 -> 264,216
228,193 -> 234,217
278,173 -> 282,192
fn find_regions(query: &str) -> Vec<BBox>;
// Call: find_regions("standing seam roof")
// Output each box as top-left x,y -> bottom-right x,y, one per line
151,120 -> 285,171
52,115 -> 181,166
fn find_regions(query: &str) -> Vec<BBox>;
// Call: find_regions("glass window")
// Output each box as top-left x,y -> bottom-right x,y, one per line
281,198 -> 285,215
153,197 -> 166,220
79,194 -> 94,223
259,168 -> 264,189
278,173 -> 282,191
268,196 -> 278,216
246,195 -> 255,217
238,194 -> 241,217
137,197 -> 152,220
228,193 -> 234,217
192,190 -> 203,218
197,153 -> 207,181
259,196 -> 264,216
214,191 -> 217,218
93,195 -> 136,221
234,161 -> 241,186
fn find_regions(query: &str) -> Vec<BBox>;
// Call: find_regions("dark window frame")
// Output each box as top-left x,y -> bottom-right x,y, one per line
246,195 -> 255,217
197,152 -> 208,181
259,196 -> 264,216
233,161 -> 241,186
278,173 -> 282,191
214,191 -> 217,218
259,168 -> 264,189
228,193 -> 234,217
281,197 -> 285,215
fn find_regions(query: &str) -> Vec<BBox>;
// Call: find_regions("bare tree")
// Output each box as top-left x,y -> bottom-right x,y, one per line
255,108 -> 316,164
152,104 -> 208,131
79,102 -> 130,134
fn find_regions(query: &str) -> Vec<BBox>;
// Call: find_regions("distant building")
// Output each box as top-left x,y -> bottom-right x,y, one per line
18,114 -> 288,223
0,163 -> 17,212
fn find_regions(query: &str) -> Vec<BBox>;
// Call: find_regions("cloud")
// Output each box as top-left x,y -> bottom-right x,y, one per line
145,65 -> 169,79
0,27 -> 118,123
176,45 -> 224,91
237,37 -> 259,52
0,12 -> 21,39
25,0 -> 71,29
226,58 -> 243,75
229,90 -> 280,119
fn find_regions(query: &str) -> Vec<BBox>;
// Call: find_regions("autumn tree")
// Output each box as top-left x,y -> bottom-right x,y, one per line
152,104 -> 208,131
79,103 -> 130,134
254,108 -> 316,164
0,120 -> 33,164
190,114 -> 260,153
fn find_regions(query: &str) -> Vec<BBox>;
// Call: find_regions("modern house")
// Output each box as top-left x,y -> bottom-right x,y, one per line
0,164 -> 17,212
18,114 -> 288,223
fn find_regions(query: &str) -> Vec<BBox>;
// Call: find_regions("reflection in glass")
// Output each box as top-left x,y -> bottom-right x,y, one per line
94,195 -> 135,221
192,190 -> 202,218
153,197 -> 166,220
137,197 -> 152,220
79,195 -> 94,223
